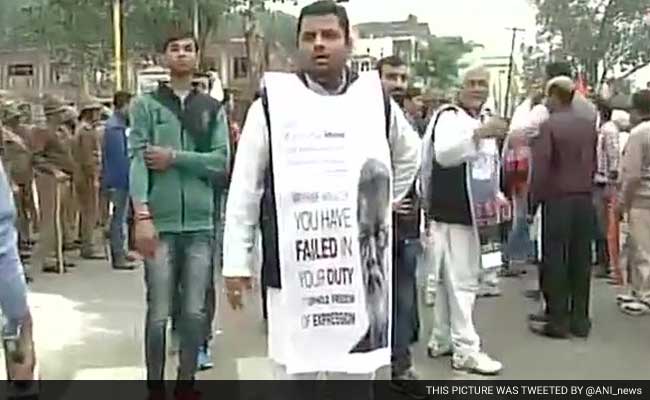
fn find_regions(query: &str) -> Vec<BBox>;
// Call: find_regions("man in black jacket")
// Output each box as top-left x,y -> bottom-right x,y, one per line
378,55 -> 423,390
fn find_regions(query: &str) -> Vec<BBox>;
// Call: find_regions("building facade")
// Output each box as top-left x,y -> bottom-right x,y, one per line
351,14 -> 430,74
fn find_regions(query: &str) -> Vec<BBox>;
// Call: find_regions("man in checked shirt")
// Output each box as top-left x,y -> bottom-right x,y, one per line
599,107 -> 630,285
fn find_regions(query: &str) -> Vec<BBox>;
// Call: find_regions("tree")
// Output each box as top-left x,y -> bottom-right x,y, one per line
228,0 -> 297,97
14,0 -> 112,91
534,0 -> 650,87
413,36 -> 479,90
125,0 -> 232,68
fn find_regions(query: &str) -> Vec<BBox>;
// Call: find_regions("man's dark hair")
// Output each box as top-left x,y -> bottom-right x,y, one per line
113,91 -> 132,109
161,30 -> 199,53
596,97 -> 612,121
297,0 -> 350,44
376,56 -> 406,76
632,90 -> 650,115
548,85 -> 574,106
546,62 -> 573,79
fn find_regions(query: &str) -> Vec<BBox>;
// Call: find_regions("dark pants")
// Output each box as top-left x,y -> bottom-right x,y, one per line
592,185 -> 610,272
542,195 -> 593,334
391,237 -> 420,376
108,189 -> 130,263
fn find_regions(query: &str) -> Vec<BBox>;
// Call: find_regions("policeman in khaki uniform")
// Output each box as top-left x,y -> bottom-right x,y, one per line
73,95 -> 104,260
32,94 -> 77,273
0,101 -> 34,254
59,106 -> 81,252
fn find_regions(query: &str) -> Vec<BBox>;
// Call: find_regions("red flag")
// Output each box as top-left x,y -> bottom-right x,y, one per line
575,73 -> 588,95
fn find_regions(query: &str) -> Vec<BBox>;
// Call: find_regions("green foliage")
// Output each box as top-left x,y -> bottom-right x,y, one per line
535,0 -> 650,85
413,36 -> 479,90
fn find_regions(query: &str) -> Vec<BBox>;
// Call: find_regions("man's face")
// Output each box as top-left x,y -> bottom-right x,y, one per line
164,38 -> 198,76
297,14 -> 350,80
380,64 -> 408,101
120,98 -> 132,115
459,70 -> 490,110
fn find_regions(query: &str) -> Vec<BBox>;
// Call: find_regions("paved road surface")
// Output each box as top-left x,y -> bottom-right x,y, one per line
7,255 -> 650,381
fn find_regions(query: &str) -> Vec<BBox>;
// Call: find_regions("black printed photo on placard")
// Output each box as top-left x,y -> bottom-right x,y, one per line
350,159 -> 390,353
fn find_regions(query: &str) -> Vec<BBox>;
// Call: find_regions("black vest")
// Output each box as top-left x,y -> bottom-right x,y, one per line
259,72 -> 392,289
426,106 -> 473,226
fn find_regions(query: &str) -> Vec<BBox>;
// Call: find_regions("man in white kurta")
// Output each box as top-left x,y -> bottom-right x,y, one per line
221,0 -> 420,382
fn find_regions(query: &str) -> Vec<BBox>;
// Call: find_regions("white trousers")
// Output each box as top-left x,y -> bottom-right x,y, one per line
428,222 -> 481,357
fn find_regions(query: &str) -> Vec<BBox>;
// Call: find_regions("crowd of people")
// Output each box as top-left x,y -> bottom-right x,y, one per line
0,0 -> 649,398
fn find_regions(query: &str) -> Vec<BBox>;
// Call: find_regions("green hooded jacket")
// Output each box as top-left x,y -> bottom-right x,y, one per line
129,85 -> 228,233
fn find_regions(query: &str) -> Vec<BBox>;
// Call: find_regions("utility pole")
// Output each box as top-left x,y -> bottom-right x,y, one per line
504,27 -> 525,118
113,0 -> 123,90
193,0 -> 200,41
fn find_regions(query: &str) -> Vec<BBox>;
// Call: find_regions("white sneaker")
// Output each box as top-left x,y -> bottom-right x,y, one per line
452,352 -> 503,375
620,301 -> 650,316
616,293 -> 637,304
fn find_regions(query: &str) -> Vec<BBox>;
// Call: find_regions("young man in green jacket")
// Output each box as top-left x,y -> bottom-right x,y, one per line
129,31 -> 228,399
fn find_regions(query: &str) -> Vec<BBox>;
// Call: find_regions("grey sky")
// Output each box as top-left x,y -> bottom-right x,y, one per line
272,0 -> 539,55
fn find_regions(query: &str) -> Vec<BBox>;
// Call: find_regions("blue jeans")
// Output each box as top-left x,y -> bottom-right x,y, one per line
391,238 -> 421,375
144,232 -> 214,383
0,272 -> 28,322
507,193 -> 533,262
108,188 -> 130,262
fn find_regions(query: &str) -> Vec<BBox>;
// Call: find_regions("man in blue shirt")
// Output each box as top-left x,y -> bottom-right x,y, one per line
102,91 -> 137,270
0,157 -> 36,380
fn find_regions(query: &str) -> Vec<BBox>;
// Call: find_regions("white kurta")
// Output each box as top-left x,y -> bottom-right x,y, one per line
222,72 -> 421,374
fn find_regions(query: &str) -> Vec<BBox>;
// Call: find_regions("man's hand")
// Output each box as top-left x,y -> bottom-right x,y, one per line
134,219 -> 158,259
476,116 -> 509,140
393,198 -> 414,215
225,277 -> 253,311
145,146 -> 174,171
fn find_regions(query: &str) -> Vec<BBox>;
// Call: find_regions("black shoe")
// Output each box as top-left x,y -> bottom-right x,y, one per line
570,322 -> 591,338
529,322 -> 569,339
390,369 -> 426,400
113,264 -> 137,271
524,289 -> 541,300
112,260 -> 138,270
63,243 -> 80,251
81,252 -> 106,260
594,271 -> 610,279
42,266 -> 64,274
528,312 -> 548,323
500,268 -> 525,278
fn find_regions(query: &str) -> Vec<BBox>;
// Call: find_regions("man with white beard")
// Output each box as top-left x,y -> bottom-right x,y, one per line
421,66 -> 508,375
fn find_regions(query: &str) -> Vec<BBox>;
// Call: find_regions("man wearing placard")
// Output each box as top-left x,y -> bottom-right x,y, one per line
222,0 -> 420,385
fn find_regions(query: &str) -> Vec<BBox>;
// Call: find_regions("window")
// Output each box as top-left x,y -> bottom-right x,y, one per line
7,64 -> 34,77
233,57 -> 249,79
